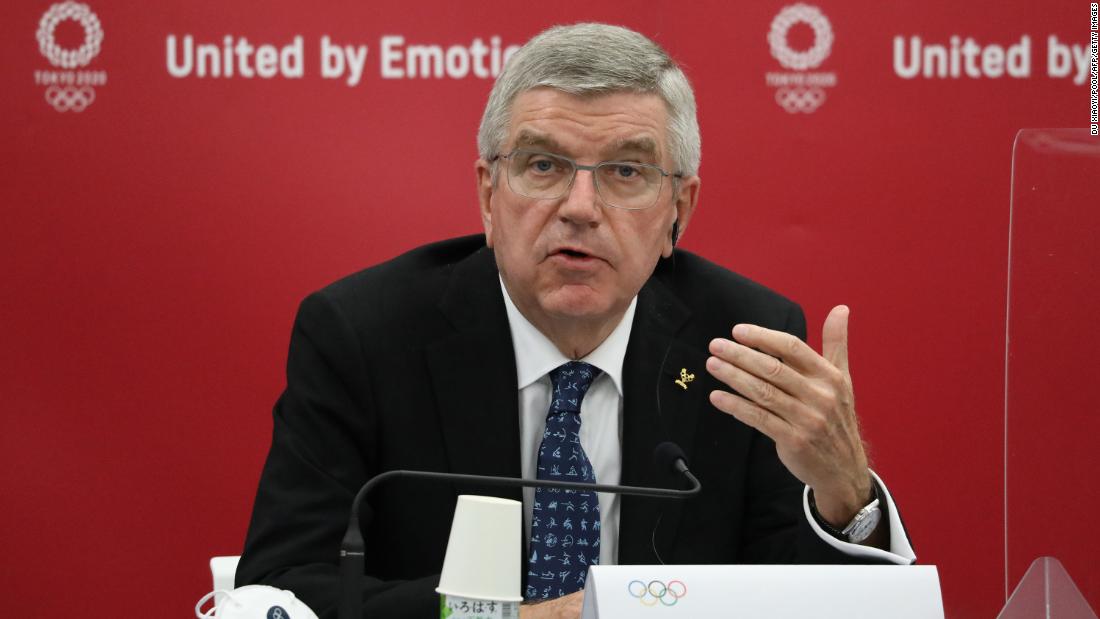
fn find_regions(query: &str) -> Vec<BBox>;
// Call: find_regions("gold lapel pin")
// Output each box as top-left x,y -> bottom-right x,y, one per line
675,368 -> 695,390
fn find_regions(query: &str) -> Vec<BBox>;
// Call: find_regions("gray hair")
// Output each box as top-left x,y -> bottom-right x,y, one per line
477,23 -> 701,176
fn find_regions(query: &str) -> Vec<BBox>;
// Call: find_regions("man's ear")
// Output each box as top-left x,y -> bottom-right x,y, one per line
475,159 -> 495,248
662,175 -> 701,258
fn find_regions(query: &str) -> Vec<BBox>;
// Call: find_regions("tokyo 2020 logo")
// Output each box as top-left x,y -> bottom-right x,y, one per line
33,2 -> 108,112
768,4 -> 833,71
764,3 -> 838,114
37,2 -> 103,68
627,579 -> 688,606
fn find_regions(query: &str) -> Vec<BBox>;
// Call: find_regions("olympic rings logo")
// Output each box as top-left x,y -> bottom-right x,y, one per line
37,1 -> 103,69
627,579 -> 687,606
45,85 -> 95,112
775,87 -> 826,113
768,3 -> 834,71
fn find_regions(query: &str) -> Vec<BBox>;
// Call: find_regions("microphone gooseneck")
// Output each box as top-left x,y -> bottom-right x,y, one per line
339,442 -> 701,619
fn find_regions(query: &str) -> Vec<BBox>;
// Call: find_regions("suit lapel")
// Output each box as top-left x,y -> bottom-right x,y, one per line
618,273 -> 709,564
425,246 -> 523,500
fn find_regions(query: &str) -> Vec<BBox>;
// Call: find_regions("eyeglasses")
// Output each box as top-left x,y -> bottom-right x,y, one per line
490,149 -> 682,211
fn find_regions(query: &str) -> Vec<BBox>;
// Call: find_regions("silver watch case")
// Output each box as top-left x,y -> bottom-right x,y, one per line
841,498 -> 881,543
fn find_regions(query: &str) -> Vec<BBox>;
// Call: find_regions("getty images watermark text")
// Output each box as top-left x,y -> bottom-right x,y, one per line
1090,3 -> 1098,134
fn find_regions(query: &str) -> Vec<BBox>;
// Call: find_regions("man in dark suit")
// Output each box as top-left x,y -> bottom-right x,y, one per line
238,23 -> 914,619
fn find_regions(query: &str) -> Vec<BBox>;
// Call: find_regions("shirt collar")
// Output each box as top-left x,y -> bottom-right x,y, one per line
500,276 -> 635,396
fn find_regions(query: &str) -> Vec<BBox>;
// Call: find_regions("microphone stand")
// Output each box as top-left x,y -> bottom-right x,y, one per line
339,455 -> 700,619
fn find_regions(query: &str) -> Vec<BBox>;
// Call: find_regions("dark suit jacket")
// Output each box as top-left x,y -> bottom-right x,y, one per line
237,235 -> 895,618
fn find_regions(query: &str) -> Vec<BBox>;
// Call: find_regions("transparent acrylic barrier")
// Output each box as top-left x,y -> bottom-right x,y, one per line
1005,129 -> 1100,615
999,558 -> 1097,619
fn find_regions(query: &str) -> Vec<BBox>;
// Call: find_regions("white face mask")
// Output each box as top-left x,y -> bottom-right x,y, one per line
195,585 -> 320,619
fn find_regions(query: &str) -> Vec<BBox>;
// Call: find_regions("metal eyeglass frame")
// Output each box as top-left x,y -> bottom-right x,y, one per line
490,148 -> 684,211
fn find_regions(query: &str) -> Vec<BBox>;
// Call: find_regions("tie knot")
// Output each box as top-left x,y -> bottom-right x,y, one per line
548,361 -> 601,414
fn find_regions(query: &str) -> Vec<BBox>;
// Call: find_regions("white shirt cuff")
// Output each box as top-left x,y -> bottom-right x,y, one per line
802,469 -> 917,564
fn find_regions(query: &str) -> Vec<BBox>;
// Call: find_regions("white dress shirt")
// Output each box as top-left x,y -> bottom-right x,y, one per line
499,278 -> 916,565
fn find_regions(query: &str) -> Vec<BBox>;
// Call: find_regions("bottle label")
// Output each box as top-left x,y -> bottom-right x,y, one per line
440,594 -> 518,619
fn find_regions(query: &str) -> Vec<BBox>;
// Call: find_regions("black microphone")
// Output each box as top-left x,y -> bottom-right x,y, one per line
653,441 -> 690,477
339,442 -> 701,619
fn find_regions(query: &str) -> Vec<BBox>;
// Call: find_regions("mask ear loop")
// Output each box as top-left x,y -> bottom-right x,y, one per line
194,590 -> 235,618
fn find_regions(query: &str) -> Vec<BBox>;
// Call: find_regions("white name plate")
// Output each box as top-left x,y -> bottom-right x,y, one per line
581,564 -> 944,619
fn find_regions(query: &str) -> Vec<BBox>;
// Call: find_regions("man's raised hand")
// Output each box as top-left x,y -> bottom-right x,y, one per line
705,305 -> 874,529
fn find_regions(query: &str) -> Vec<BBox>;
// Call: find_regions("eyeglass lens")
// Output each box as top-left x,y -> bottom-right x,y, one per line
506,150 -> 663,210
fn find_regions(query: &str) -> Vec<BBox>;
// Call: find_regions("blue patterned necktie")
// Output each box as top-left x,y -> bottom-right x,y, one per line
526,361 -> 602,601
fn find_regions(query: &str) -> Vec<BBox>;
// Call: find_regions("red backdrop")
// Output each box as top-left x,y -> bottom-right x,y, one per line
2,1 -> 1096,617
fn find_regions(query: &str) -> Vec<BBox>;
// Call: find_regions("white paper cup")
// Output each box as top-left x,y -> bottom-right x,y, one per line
436,495 -> 523,602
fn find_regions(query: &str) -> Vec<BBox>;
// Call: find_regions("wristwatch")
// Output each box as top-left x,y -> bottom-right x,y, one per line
810,484 -> 882,544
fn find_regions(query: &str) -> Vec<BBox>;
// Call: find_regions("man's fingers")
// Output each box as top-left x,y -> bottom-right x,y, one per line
730,323 -> 828,375
708,388 -> 793,443
708,337 -> 813,401
731,307 -> 851,377
705,353 -> 807,422
518,590 -> 584,619
821,305 -> 850,373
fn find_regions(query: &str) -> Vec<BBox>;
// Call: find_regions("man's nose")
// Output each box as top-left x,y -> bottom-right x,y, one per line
557,168 -> 602,225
